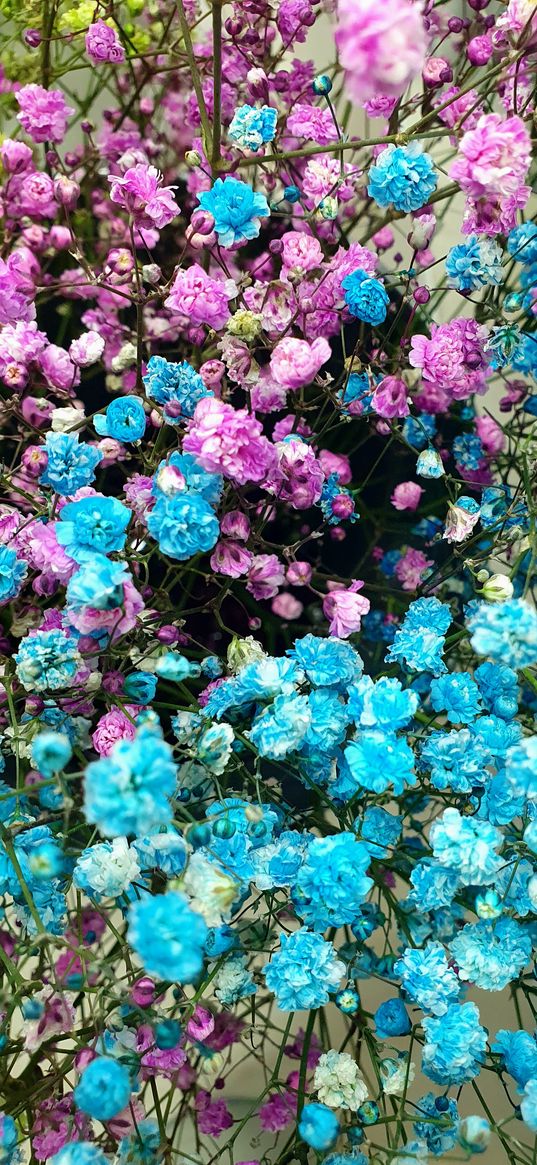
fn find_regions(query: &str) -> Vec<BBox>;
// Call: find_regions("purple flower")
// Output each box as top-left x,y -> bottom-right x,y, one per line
16,84 -> 74,143
85,20 -> 125,63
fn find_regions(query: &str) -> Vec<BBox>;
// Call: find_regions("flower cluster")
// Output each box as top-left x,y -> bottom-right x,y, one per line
0,1 -> 536,1163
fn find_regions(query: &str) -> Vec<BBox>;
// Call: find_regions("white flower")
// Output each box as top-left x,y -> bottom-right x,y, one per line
380,1054 -> 416,1096
51,405 -> 85,432
179,852 -> 239,926
73,837 -> 140,899
313,1050 -> 368,1110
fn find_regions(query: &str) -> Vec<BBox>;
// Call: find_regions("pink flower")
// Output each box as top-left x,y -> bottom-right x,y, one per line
69,332 -> 105,367
286,561 -> 312,586
372,376 -> 410,419
186,1005 -> 215,1042
272,593 -> 303,619
450,114 -> 531,200
109,164 -> 180,229
0,138 -> 33,174
281,230 -> 324,276
167,263 -> 237,330
24,987 -> 76,1052
475,414 -> 506,456
318,449 -> 352,484
409,319 -> 490,402
68,577 -> 144,639
16,84 -> 74,143
270,337 -> 331,389
0,258 -> 36,327
183,397 -> 276,485
195,1091 -> 233,1137
286,105 -> 338,146
220,511 -> 250,540
391,482 -> 424,511
267,438 -> 324,510
443,502 -> 481,544
259,1091 -> 297,1132
39,345 -> 79,392
395,548 -> 433,592
247,554 -> 285,600
323,580 -> 370,638
32,1095 -> 90,1162
335,0 -> 427,103
86,20 -> 125,63
210,540 -> 253,577
92,709 -> 137,756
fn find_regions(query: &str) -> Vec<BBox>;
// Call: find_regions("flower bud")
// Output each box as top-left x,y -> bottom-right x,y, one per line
481,573 -> 514,602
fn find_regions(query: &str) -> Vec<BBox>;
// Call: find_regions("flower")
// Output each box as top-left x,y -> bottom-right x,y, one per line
298,1103 -> 339,1151
16,84 -> 73,142
293,833 -> 372,930
449,918 -> 531,991
83,724 -> 177,838
57,494 -> 130,561
386,597 -> 451,676
74,1057 -> 131,1121
264,929 -> 344,1010
197,178 -> 270,247
39,433 -> 102,496
395,941 -> 460,1016
335,0 -> 427,102
143,356 -> 209,421
128,891 -> 207,982
374,998 -> 412,1039
468,598 -> 537,668
368,145 -> 437,213
15,629 -> 81,693
270,337 -> 331,389
342,269 -> 389,326
313,1051 -> 368,1110
229,105 -> 277,151
0,544 -> 27,603
184,397 -> 276,485
166,263 -> 237,328
323,582 -> 370,638
109,164 -> 180,229
95,397 -> 146,443
85,19 -> 125,63
422,1002 -> 487,1085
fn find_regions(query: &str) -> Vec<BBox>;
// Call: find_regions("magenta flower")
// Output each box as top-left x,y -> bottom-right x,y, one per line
323,581 -> 370,638
109,163 -> 180,229
270,337 -> 331,390
335,0 -> 427,103
183,397 -> 276,485
16,84 -> 74,143
167,263 -> 237,329
85,19 -> 125,63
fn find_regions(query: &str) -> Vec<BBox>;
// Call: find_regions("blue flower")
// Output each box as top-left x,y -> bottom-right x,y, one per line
413,1092 -> 459,1155
83,724 -> 177,837
57,494 -> 130,561
475,661 -> 518,720
299,1103 -> 339,1151
67,555 -> 129,611
198,177 -> 270,246
449,918 -> 531,991
429,673 -> 482,724
74,1056 -> 131,1120
264,928 -> 344,1010
422,1002 -> 487,1085
408,860 -> 459,912
445,236 -> 502,292
504,736 -> 537,802
348,675 -> 418,731
403,413 -> 437,450
342,268 -> 389,326
420,728 -> 489,794
356,806 -> 402,859
492,1029 -> 537,1090
429,808 -> 502,886
251,830 -> 306,890
117,1119 -> 161,1164
31,730 -> 72,776
367,144 -> 437,213
0,544 -> 27,603
128,890 -> 207,982
395,941 -> 460,1016
214,952 -> 256,1004
39,432 -> 102,496
95,395 -> 146,442
50,1145 -> 109,1165
452,433 -> 484,471
507,222 -> 537,264
468,598 -> 537,669
288,634 -> 363,688
15,629 -> 81,692
133,830 -> 187,877
143,355 -> 209,421
249,691 -> 311,759
522,1079 -> 537,1133
0,1113 -> 18,1163
123,671 -> 157,704
153,451 -> 222,506
386,597 -> 451,676
374,997 -> 411,1039
344,730 -> 415,796
293,833 -> 372,930
229,104 -> 277,151
148,492 -> 219,561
